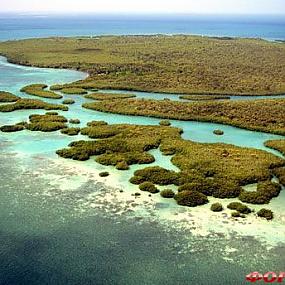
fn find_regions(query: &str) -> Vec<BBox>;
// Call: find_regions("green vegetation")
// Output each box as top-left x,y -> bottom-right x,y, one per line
272,167 -> 285,186
257,208 -> 274,220
60,87 -> 88,95
1,113 -> 68,133
159,120 -> 171,126
56,124 -> 180,162
56,122 -> 284,206
60,127 -> 80,136
87,120 -> 108,127
26,122 -> 66,132
160,139 -> 284,186
99,171 -> 109,177
227,202 -> 252,214
20,84 -> 62,99
95,152 -> 154,166
213,129 -> 224,136
160,189 -> 175,198
210,202 -> 223,212
264,140 -> 285,156
62,99 -> 75,104
239,181 -> 282,204
69,119 -> 81,124
83,98 -> 285,135
29,113 -> 68,123
0,99 -> 68,112
0,124 -> 24,132
1,36 -> 285,95
264,141 -> 285,186
180,95 -> 230,101
49,84 -> 64,91
2,36 -> 285,211
231,211 -> 246,218
45,111 -> 58,115
177,180 -> 242,198
139,182 -> 159,194
131,166 -> 179,185
0,91 -> 20,102
85,92 -> 136,100
174,190 -> 208,207
115,161 -> 129,170
26,113 -> 67,132
80,124 -> 122,139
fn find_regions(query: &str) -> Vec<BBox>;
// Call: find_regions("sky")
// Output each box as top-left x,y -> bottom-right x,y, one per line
0,0 -> 284,15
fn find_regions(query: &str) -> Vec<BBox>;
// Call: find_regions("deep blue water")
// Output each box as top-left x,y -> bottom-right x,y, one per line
0,14 -> 285,41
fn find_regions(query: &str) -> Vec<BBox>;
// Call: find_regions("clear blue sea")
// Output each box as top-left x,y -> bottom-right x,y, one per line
0,14 -> 285,41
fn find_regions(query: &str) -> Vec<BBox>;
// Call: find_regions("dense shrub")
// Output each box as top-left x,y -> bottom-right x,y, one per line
210,202 -> 223,212
55,122 -> 284,209
129,175 -> 145,185
26,122 -> 66,132
60,88 -> 88,95
160,189 -> 175,198
174,190 -> 208,207
239,181 -> 281,204
264,140 -> 285,156
139,182 -> 159,194
0,91 -> 20,102
29,113 -> 68,123
60,128 -> 80,136
272,167 -> 285,186
81,125 -> 121,138
4,36 -> 285,95
0,99 -> 68,112
87,120 -> 108,127
212,180 -> 242,198
227,202 -> 252,214
0,124 -> 24,132
69,119 -> 80,124
133,166 -> 179,185
56,148 -> 90,161
115,161 -> 129,170
62,99 -> 75,104
177,179 -> 221,196
231,211 -> 245,218
49,84 -> 63,91
57,124 -> 181,165
213,129 -> 224,135
99,171 -> 109,177
96,152 -> 155,166
21,84 -> 62,99
257,208 -> 274,220
85,93 -> 136,100
45,112 -> 58,115
159,120 -> 171,126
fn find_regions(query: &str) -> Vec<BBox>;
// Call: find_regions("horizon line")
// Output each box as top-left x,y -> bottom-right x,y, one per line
1,11 -> 285,16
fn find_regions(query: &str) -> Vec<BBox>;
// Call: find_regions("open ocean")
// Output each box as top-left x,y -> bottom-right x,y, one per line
0,14 -> 285,41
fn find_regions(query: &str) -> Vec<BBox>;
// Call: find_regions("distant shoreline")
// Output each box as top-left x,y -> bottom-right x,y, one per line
0,35 -> 284,96
0,14 -> 284,41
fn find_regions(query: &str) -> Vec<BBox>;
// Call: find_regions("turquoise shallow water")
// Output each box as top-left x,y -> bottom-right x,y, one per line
0,56 -> 87,95
0,57 -> 285,285
100,89 -> 285,102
